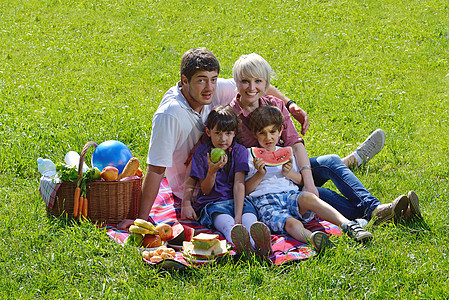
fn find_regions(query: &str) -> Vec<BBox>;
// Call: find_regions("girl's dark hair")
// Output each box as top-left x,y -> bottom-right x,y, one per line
181,48 -> 220,82
205,105 -> 239,173
205,105 -> 239,136
248,105 -> 284,133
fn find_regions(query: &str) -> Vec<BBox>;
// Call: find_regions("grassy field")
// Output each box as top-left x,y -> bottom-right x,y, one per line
1,0 -> 449,298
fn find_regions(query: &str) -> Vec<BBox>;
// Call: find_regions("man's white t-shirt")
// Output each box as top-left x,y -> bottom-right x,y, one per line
246,146 -> 299,198
147,78 -> 237,198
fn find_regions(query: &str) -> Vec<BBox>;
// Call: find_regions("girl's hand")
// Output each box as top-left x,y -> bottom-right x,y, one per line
281,159 -> 293,177
206,152 -> 228,173
181,203 -> 198,220
253,157 -> 267,176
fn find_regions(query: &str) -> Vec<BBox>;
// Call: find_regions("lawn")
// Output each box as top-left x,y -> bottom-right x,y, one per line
1,0 -> 449,298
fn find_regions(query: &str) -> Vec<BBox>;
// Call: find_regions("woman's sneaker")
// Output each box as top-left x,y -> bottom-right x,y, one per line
342,221 -> 373,242
250,222 -> 272,256
310,231 -> 335,253
353,129 -> 386,166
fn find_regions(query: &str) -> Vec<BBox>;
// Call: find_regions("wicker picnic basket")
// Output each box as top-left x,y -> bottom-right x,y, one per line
47,141 -> 142,226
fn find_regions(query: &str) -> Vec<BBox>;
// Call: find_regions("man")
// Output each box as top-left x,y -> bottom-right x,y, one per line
118,48 -> 389,229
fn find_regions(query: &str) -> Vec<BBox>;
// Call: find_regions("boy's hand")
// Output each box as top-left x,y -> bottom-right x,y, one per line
253,157 -> 267,176
206,152 -> 228,173
281,159 -> 294,177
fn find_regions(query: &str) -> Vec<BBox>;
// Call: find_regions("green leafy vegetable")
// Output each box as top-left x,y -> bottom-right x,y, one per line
55,163 -> 79,182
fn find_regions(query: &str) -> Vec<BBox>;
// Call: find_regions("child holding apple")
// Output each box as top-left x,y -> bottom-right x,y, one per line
185,105 -> 272,255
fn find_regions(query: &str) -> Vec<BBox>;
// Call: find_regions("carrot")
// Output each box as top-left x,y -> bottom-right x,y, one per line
73,187 -> 81,217
78,196 -> 84,218
82,197 -> 88,218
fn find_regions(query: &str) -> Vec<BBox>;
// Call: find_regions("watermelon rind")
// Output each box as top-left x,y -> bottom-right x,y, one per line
251,147 -> 292,166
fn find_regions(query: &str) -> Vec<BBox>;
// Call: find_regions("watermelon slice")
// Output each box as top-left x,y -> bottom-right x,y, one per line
168,222 -> 185,245
168,223 -> 195,245
251,147 -> 292,166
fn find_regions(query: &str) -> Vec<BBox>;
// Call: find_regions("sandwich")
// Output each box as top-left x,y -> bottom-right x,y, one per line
183,233 -> 228,259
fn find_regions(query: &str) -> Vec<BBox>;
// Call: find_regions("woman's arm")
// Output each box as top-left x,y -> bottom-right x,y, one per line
266,85 -> 309,135
233,171 -> 245,224
291,143 -> 319,197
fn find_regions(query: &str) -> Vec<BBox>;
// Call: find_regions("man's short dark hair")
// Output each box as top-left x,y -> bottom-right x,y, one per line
180,48 -> 220,81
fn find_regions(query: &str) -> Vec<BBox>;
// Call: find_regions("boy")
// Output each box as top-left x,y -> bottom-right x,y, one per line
245,105 -> 373,251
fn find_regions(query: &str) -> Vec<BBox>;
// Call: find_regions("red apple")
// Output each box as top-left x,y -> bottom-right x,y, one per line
155,223 -> 173,241
142,234 -> 163,248
101,166 -> 119,181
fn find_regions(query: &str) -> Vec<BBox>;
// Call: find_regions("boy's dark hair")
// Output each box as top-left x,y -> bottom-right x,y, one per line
248,106 -> 284,133
180,48 -> 220,82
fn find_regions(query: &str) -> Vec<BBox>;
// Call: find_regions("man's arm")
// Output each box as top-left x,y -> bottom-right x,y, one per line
138,164 -> 166,219
266,85 -> 309,135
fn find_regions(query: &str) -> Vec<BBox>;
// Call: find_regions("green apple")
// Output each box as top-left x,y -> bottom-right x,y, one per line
210,148 -> 226,163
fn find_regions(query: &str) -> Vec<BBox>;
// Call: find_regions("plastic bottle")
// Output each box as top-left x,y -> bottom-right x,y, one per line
37,158 -> 56,177
64,151 -> 89,172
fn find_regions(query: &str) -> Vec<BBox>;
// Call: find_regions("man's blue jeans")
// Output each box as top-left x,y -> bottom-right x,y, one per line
308,154 -> 381,220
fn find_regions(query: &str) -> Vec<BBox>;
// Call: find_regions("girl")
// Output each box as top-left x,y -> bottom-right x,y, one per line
188,105 -> 271,255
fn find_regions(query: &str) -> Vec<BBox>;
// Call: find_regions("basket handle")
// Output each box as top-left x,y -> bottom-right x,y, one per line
77,141 -> 98,179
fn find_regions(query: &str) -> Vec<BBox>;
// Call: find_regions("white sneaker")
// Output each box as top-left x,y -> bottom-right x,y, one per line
353,129 -> 386,166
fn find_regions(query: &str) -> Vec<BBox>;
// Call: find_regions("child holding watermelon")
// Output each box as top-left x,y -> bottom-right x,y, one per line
246,105 -> 373,250
187,105 -> 272,254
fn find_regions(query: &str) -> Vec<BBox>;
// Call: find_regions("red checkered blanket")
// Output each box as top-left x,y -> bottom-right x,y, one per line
106,178 -> 341,268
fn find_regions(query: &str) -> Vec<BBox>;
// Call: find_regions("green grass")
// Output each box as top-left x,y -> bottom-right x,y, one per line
1,0 -> 449,298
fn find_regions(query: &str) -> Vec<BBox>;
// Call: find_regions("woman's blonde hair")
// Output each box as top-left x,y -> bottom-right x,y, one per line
232,53 -> 272,93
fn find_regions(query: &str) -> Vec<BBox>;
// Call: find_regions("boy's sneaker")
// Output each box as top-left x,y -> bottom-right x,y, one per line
353,129 -> 386,166
310,231 -> 335,253
407,190 -> 423,219
231,224 -> 254,255
341,221 -> 373,242
250,222 -> 272,256
371,195 -> 409,225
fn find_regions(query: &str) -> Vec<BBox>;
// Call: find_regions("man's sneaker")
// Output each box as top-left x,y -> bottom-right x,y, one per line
371,195 -> 409,225
341,221 -> 373,242
231,224 -> 254,255
250,222 -> 272,256
407,190 -> 423,219
310,231 -> 335,253
353,129 -> 386,166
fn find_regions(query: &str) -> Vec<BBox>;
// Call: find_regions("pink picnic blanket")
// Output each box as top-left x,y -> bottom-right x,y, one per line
106,178 -> 341,268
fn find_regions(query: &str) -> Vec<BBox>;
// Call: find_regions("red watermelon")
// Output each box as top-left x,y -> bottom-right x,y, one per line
251,147 -> 292,166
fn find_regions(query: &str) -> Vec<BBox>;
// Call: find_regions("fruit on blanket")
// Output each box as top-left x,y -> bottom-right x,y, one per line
125,233 -> 144,247
142,234 -> 163,248
118,157 -> 140,180
168,222 -> 185,245
155,223 -> 173,241
251,146 -> 292,166
183,225 -> 195,242
101,166 -> 119,181
134,219 -> 158,234
210,148 -> 226,163
129,225 -> 151,235
91,140 -> 133,174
